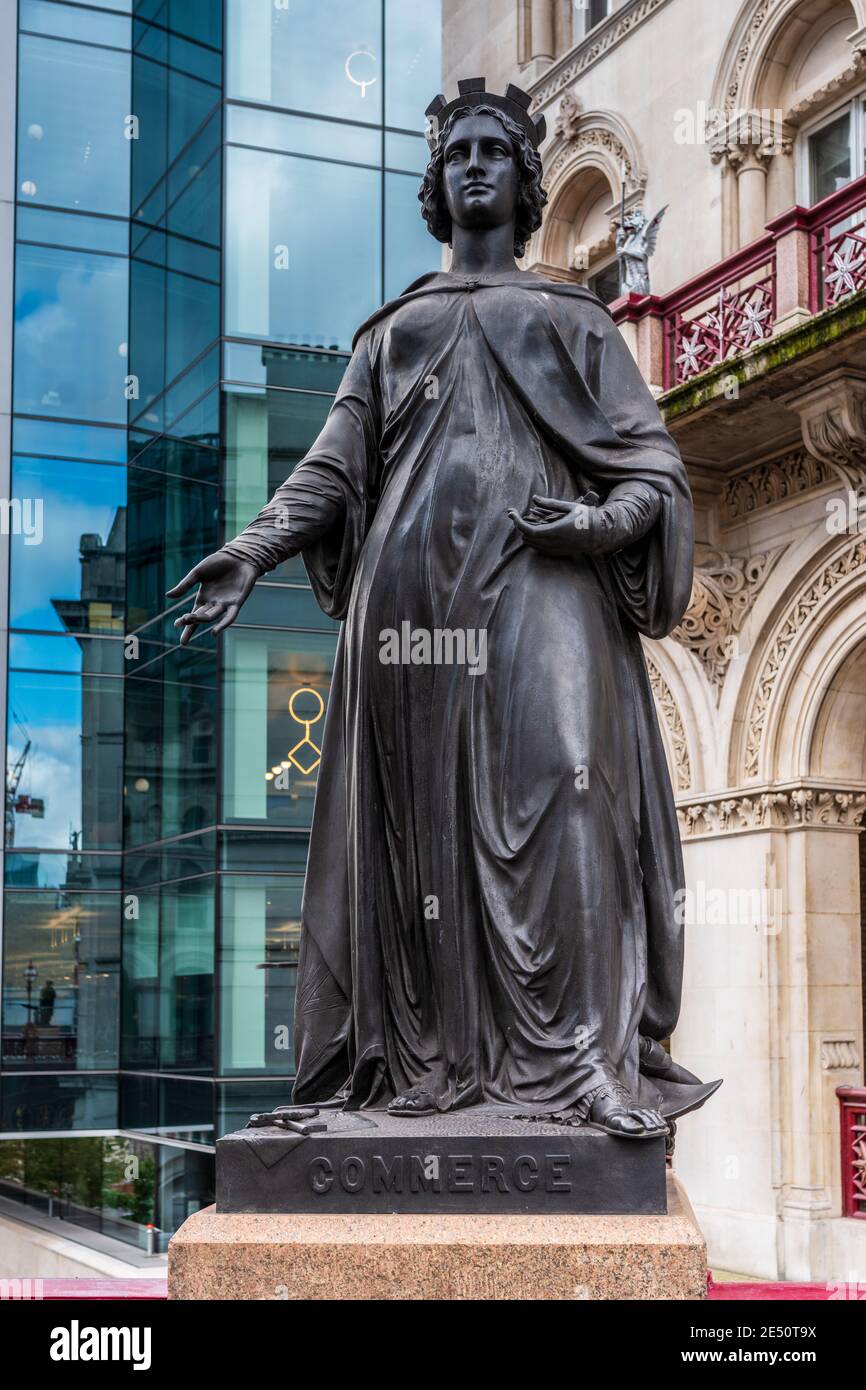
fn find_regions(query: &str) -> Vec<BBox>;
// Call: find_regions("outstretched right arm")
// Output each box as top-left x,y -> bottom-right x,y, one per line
168,334 -> 380,643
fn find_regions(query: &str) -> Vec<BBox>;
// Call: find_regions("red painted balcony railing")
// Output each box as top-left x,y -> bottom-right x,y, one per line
837,1086 -> 866,1220
611,173 -> 866,390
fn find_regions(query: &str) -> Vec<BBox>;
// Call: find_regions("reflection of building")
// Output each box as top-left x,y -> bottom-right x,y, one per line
0,1 -> 443,1254
447,0 -> 866,1281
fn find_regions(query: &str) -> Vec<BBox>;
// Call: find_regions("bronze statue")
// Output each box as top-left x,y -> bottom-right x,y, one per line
169,80 -> 716,1143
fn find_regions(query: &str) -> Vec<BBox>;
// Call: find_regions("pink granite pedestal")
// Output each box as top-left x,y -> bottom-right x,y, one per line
168,1172 -> 706,1300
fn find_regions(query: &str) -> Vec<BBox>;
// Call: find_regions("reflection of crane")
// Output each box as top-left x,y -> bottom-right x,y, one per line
6,712 -> 44,846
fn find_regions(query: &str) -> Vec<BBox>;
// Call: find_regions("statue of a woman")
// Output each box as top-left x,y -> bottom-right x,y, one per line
169,81 -> 709,1140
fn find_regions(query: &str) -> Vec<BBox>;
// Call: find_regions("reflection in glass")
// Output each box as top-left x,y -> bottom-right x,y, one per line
0,1074 -> 117,1131
1,891 -> 120,1069
227,0 -> 382,124
14,244 -> 128,424
225,147 -> 381,350
17,34 -> 131,216
220,876 -> 303,1075
385,170 -> 441,300
226,103 -> 380,165
10,458 -> 126,634
810,111 -> 852,203
385,0 -> 442,131
7,670 -> 124,851
224,386 -> 333,581
223,629 -> 337,827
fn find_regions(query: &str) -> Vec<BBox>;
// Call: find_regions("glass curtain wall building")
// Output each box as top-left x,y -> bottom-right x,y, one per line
0,0 -> 442,1250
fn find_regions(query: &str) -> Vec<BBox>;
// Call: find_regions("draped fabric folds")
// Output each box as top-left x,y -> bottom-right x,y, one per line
223,271 -> 694,1115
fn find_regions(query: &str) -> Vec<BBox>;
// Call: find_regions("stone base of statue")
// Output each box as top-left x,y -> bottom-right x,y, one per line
167,1108 -> 707,1299
167,1171 -> 706,1300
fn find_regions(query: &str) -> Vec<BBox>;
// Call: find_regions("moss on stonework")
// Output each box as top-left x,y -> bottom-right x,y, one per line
659,291 -> 866,424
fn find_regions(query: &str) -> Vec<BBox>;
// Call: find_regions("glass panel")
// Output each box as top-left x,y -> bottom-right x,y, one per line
17,207 -> 129,255
10,457 -> 126,634
7,670 -> 124,851
237,583 -> 339,629
225,146 -> 382,351
589,260 -> 622,305
385,0 -> 442,132
121,888 -> 159,1066
9,634 -> 124,676
226,0 -> 382,124
225,103 -> 380,165
810,109 -> 852,203
2,890 -> 120,1069
223,342 -> 348,393
123,646 -> 217,847
158,880 -> 214,1073
13,418 -> 127,464
219,829 -> 310,873
222,629 -> 337,827
219,876 -> 302,1075
17,34 -> 131,216
385,131 -> 430,175
385,169 -> 441,300
0,1075 -> 118,1131
6,851 -> 122,890
14,244 -> 128,424
19,0 -> 131,47
217,1080 -> 299,1138
223,386 -> 333,581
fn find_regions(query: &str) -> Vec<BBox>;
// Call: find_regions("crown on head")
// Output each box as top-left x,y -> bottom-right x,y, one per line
425,78 -> 547,151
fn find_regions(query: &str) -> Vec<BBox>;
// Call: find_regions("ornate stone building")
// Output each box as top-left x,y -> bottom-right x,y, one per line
444,0 -> 866,1280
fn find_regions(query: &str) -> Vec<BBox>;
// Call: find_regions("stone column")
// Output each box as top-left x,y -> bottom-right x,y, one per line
732,146 -> 771,247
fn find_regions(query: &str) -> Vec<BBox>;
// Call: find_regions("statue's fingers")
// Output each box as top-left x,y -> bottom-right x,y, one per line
192,600 -> 225,622
166,565 -> 204,598
509,510 -> 551,538
531,494 -> 571,512
211,603 -> 240,636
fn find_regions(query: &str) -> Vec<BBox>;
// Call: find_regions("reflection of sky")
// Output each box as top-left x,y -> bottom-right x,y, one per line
18,34 -> 130,217
226,148 -> 382,349
14,245 -> 128,423
386,0 -> 443,130
8,672 -> 83,850
10,459 -> 126,631
227,0 -> 383,123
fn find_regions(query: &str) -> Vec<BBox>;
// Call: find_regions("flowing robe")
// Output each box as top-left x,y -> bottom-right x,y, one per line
224,270 -> 694,1114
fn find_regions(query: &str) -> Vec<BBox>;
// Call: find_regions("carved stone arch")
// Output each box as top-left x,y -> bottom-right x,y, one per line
642,641 -> 700,795
709,0 -> 866,247
531,106 -> 646,275
710,0 -> 866,121
731,529 -> 866,783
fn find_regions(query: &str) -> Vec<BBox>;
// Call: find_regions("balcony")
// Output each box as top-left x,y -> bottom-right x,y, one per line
612,174 -> 866,409
837,1087 -> 866,1222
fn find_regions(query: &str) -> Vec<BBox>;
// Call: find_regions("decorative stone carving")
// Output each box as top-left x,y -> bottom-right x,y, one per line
786,50 -> 866,124
646,653 -> 692,792
542,124 -> 645,195
529,0 -> 674,108
744,539 -> 866,778
820,1038 -> 860,1071
721,0 -> 777,114
781,370 -> 866,499
677,786 -> 866,838
722,449 -> 832,522
554,90 -> 582,141
671,547 -> 784,699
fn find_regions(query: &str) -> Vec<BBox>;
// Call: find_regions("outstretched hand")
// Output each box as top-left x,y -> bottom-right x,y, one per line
508,491 -> 604,558
166,551 -> 260,647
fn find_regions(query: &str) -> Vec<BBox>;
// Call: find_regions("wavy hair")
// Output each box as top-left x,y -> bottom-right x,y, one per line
419,104 -> 547,259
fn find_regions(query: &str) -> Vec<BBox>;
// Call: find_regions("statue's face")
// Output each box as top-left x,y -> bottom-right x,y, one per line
442,112 -> 518,236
